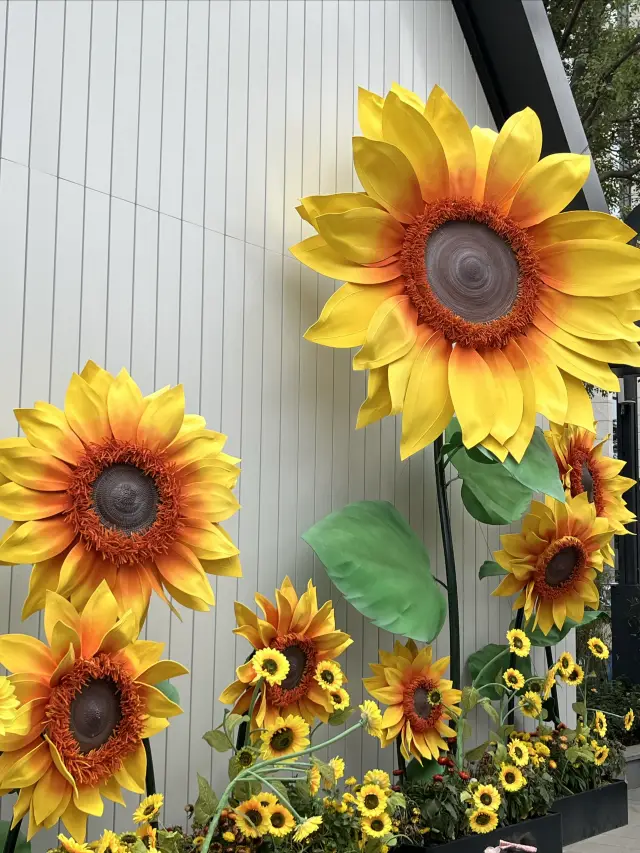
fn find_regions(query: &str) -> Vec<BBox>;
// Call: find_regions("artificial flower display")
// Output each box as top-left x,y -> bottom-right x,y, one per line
587,637 -> 609,660
0,361 -> 241,624
493,493 -> 614,633
363,639 -> 461,762
260,714 -> 310,760
468,808 -> 499,834
546,422 -> 635,564
291,82 -> 640,462
0,582 -> 185,841
219,576 -> 351,726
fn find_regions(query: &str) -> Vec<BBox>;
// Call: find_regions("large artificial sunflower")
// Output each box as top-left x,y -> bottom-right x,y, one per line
363,639 -> 461,763
493,493 -> 614,633
219,577 -> 352,727
546,423 -> 635,564
291,82 -> 640,462
0,361 -> 241,624
0,582 -> 185,841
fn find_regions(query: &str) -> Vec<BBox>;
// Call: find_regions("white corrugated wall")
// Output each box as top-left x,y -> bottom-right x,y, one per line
0,1 -> 578,850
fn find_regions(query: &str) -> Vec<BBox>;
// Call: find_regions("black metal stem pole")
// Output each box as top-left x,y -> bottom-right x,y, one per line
395,735 -> 407,783
143,738 -> 159,829
433,434 -> 461,692
2,817 -> 22,853
545,645 -> 561,725
507,609 -> 525,719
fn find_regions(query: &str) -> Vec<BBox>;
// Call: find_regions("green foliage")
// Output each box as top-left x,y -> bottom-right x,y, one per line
545,0 -> 640,212
591,678 -> 640,745
193,774 -> 218,825
467,643 -> 532,701
157,831 -> 181,853
203,729 -> 232,752
523,610 -> 603,647
302,500 -> 446,642
479,560 -> 507,580
155,680 -> 180,707
405,757 -> 441,782
328,707 -> 353,726
0,821 -> 29,853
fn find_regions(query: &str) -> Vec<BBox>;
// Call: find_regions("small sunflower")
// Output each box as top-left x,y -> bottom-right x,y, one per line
594,710 -> 607,737
222,832 -> 235,843
543,664 -> 559,700
137,825 -> 157,848
508,739 -> 529,767
558,651 -> 574,676
356,784 -> 388,817
58,837 -> 91,853
359,700 -> 384,740
625,709 -> 635,731
236,747 -> 256,768
361,813 -> 392,839
345,776 -> 357,787
252,649 -> 290,686
594,744 -> 609,766
266,804 -> 295,837
193,838 -> 205,851
563,663 -> 584,686
519,691 -> 543,719
97,831 -> 123,853
499,764 -> 526,792
314,661 -> 344,691
363,769 -> 391,789
234,799 -> 270,838
473,785 -> 501,811
503,668 -> 525,690
260,714 -> 310,760
258,793 -> 279,808
329,756 -> 345,781
308,765 -> 321,795
587,638 -> 609,660
468,808 -> 499,835
535,742 -> 551,758
133,794 -> 164,825
328,687 -> 350,711
506,629 -> 531,657
293,816 -> 322,842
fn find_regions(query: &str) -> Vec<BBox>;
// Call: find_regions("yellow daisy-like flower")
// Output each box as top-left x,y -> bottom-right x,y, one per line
0,582 -> 185,842
594,710 -> 607,737
266,804 -> 295,837
494,495 -> 612,634
594,744 -> 609,766
220,577 -> 352,728
508,739 -> 529,767
558,651 -> 574,676
359,700 -> 384,740
469,808 -> 499,835
364,640 -> 461,762
506,629 -> 531,657
356,784 -> 388,817
499,764 -> 527,792
308,765 -> 321,795
97,831 -> 123,853
328,686 -> 350,711
0,674 -> 23,736
473,785 -> 501,811
136,825 -> 157,847
193,837 -> 205,850
235,799 -> 270,839
252,649 -> 290,686
361,813 -> 392,839
260,714 -> 310,760
587,638 -> 609,660
329,756 -> 345,781
58,836 -> 91,853
258,793 -> 279,808
314,661 -> 344,691
535,742 -> 551,757
519,691 -> 543,719
345,776 -> 357,786
563,663 -> 585,686
0,361 -> 242,625
293,816 -> 322,842
133,794 -> 164,825
291,83 -> 640,463
625,709 -> 635,732
222,832 -> 235,843
543,664 -> 559,700
503,668 -> 525,690
363,769 -> 391,790
546,423 -> 635,567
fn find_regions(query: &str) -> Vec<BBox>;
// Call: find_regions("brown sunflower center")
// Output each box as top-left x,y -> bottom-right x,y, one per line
245,810 -> 263,828
535,536 -> 587,599
66,438 -> 182,566
401,198 -> 540,349
476,813 -> 491,826
404,676 -> 444,733
69,677 -> 122,753
568,448 -> 604,514
268,634 -> 318,705
271,813 -> 285,828
364,794 -> 380,810
320,669 -> 335,684
371,819 -> 385,832
263,658 -> 279,675
480,793 -> 492,806
504,771 -> 516,785
270,727 -> 294,752
546,546 -> 580,586
46,653 -> 144,786
143,804 -> 156,816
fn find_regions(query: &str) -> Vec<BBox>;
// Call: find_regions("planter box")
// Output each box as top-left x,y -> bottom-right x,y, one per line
625,744 -> 640,789
396,812 -> 562,853
551,779 -> 628,846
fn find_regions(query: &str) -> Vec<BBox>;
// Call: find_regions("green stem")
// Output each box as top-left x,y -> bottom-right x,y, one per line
245,771 -> 304,821
471,649 -> 510,691
244,680 -> 264,747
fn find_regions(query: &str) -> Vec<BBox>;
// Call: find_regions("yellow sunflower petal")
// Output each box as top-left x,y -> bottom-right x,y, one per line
525,326 -> 619,392
136,660 -> 189,686
381,91 -> 448,202
503,340 -> 537,462
79,582 -> 120,658
200,554 -> 243,577
305,280 -> 404,349
528,210 -> 636,247
517,334 -> 568,424
80,360 -> 114,402
449,346 -> 496,448
483,348 -> 523,444
290,234 -> 403,283
353,295 -> 418,370
471,126 -> 498,201
509,153 -> 591,227
137,385 -> 185,452
155,544 -> 215,606
539,239 -> 640,297
0,518 -> 75,565
299,192 -> 382,230
60,800 -> 88,843
484,108 -> 541,211
1,740 -> 51,788
107,368 -> 146,442
0,439 -> 72,491
352,137 -> 424,223
0,482 -> 69,521
356,367 -> 392,428
44,591 -> 80,648
539,288 -> 640,342
562,372 -> 596,433
14,404 -> 84,466
358,86 -> 384,140
424,84 -> 475,198
65,373 -> 111,445
315,208 -> 405,264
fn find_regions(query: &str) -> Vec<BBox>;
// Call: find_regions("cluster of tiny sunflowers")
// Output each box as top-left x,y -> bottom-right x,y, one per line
54,794 -> 165,853
321,769 -> 397,843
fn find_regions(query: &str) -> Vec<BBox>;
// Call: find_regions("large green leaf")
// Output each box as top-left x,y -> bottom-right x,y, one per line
302,500 -> 446,642
193,773 -> 219,825
406,758 -> 440,782
156,680 -> 180,707
523,610 -> 603,647
478,560 -> 508,580
467,643 -> 532,701
0,821 -> 29,853
500,427 -> 565,502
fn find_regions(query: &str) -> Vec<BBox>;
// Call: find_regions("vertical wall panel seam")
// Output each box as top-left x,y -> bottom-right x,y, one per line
129,0 -> 144,371
152,0 -> 168,390
0,1 -> 8,148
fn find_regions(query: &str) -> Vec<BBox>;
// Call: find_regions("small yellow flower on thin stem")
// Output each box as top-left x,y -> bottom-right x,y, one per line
363,769 -> 391,789
345,776 -> 358,786
557,651 -> 574,677
594,710 -> 607,738
235,799 -> 270,838
258,793 -> 278,808
328,686 -> 350,710
252,648 -> 290,686
499,764 -> 526,792
562,663 -> 584,686
329,756 -> 345,781
508,739 -> 529,767
519,691 -> 543,719
543,664 -> 559,700
266,804 -> 295,837
361,814 -> 392,838
503,668 -> 525,690
133,794 -> 164,825
625,709 -> 635,732
469,808 -> 499,834
58,836 -> 91,853
308,765 -> 321,795
473,785 -> 501,811
260,714 -> 310,760
293,816 -> 322,842
594,744 -> 609,766
506,629 -> 530,658
314,660 -> 344,691
356,784 -> 388,817
97,831 -> 123,853
359,700 -> 383,740
587,638 -> 609,660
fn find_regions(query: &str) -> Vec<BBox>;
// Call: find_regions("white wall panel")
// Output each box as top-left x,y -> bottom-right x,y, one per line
0,2 -> 577,849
